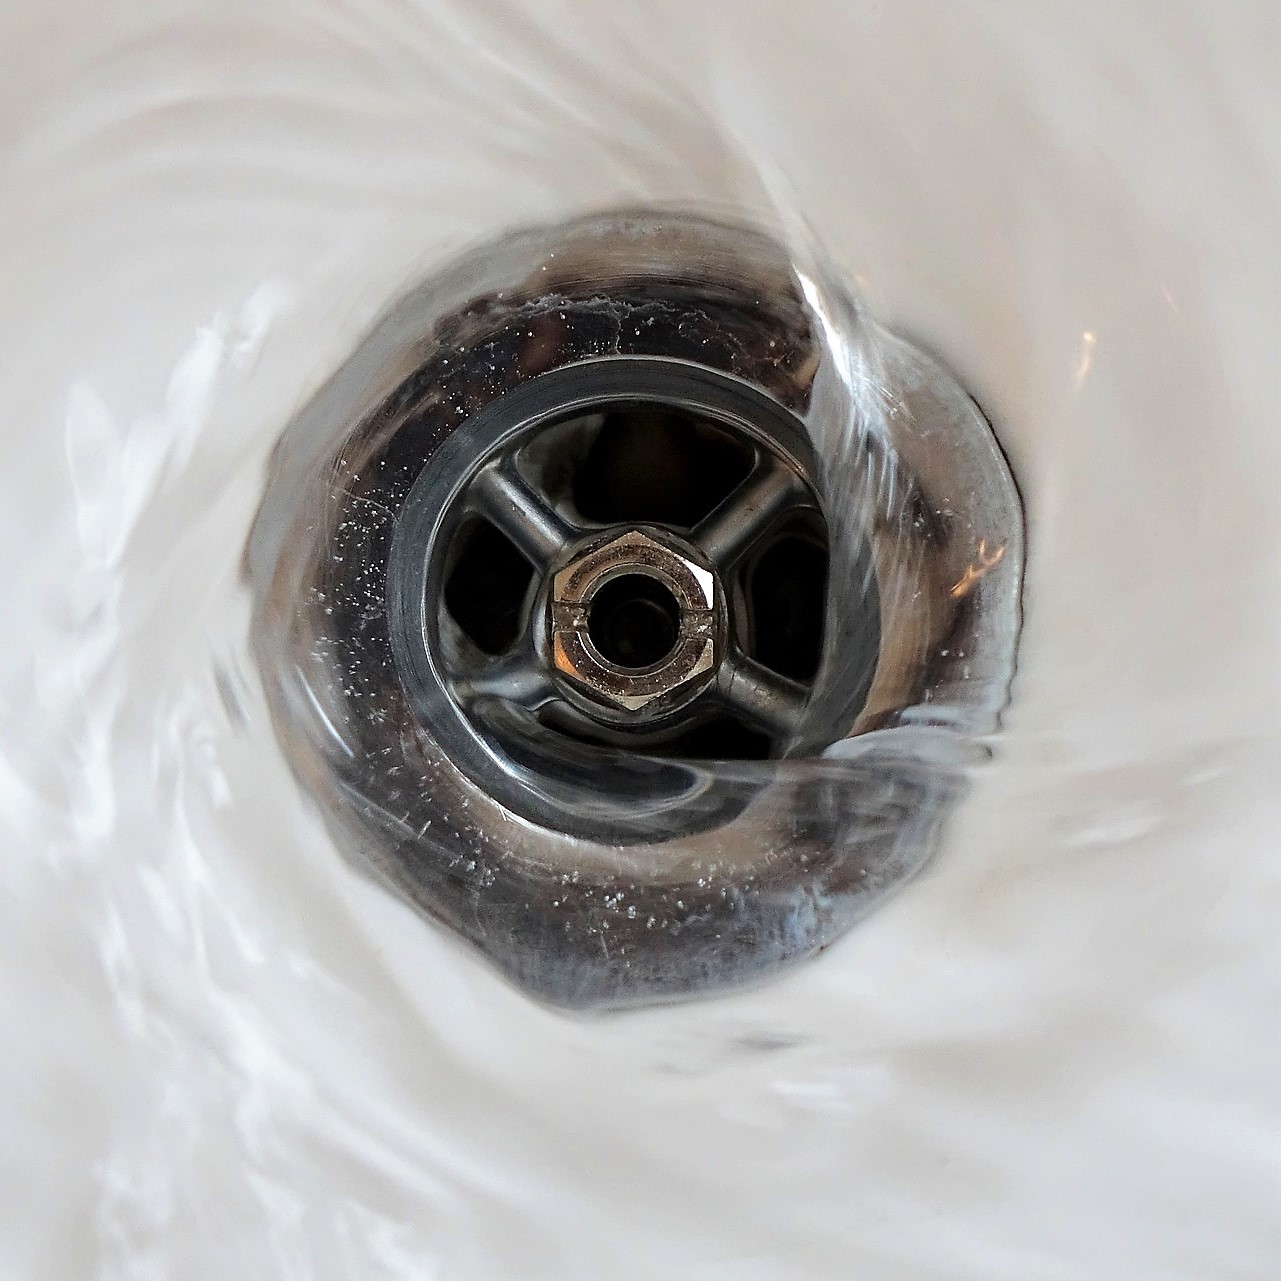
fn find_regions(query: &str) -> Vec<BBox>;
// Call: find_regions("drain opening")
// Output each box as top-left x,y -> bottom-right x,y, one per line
587,573 -> 681,669
744,525 -> 829,684
571,405 -> 753,527
443,518 -> 533,656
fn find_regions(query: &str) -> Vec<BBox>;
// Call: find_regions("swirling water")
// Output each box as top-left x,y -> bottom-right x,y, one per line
2,3 -> 1278,1277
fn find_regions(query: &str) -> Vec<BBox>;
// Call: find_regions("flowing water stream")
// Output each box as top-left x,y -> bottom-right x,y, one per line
3,3 -> 1279,1277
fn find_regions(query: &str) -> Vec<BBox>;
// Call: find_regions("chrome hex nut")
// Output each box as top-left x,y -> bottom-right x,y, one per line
548,528 -> 721,718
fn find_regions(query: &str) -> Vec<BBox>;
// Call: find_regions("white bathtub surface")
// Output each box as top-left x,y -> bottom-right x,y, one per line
2,2 -> 1278,1277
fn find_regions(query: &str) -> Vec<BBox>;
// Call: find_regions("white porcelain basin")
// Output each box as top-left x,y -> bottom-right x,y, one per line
2,3 -> 1277,1277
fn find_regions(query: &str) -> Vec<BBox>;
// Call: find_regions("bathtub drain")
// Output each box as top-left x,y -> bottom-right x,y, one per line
248,210 -> 1024,1008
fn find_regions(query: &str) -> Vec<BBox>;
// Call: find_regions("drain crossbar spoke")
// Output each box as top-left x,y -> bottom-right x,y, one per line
455,645 -> 558,712
691,455 -> 810,569
469,460 -> 576,567
717,649 -> 809,737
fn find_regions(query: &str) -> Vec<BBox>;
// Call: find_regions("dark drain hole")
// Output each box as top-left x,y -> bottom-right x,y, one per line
444,519 -> 533,655
746,531 -> 830,683
588,575 -> 681,669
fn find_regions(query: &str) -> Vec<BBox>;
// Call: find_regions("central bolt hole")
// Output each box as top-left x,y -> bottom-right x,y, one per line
587,574 -> 682,670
